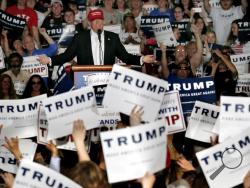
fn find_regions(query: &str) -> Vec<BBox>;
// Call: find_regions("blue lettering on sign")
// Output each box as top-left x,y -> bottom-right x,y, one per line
112,71 -> 166,94
0,102 -> 38,113
44,92 -> 94,112
194,106 -> 219,118
103,126 -> 166,148
222,103 -> 250,113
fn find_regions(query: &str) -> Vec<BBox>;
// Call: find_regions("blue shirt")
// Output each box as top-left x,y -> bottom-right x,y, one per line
149,9 -> 175,23
24,43 -> 58,57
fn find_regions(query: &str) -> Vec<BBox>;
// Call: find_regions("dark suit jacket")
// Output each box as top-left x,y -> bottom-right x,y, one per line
51,30 -> 141,66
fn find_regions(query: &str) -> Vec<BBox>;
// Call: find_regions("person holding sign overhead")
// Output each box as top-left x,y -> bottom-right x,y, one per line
37,9 -> 156,66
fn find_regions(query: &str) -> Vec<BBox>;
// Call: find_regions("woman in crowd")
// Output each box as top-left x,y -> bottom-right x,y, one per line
173,5 -> 189,22
129,0 -> 143,27
102,0 -> 123,25
22,74 -> 51,98
179,0 -> 194,18
149,0 -> 175,23
115,0 -> 130,18
119,13 -> 141,44
0,74 -> 17,99
226,19 -> 250,54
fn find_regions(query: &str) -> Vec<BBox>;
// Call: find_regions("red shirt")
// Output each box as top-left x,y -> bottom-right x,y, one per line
6,5 -> 38,29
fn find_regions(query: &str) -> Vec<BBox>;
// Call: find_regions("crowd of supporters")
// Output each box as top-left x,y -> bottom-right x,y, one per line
0,0 -> 250,187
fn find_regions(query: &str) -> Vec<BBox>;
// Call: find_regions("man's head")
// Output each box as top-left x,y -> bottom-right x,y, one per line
220,0 -> 233,10
51,0 -> 63,17
22,35 -> 35,52
174,45 -> 187,63
17,0 -> 27,7
64,9 -> 75,24
8,53 -> 23,75
88,9 -> 104,32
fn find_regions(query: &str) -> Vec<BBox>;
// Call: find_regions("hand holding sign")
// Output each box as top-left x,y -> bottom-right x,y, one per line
45,141 -> 59,157
142,55 -> 156,64
137,172 -> 156,188
130,105 -> 143,127
3,137 -> 23,161
37,55 -> 50,65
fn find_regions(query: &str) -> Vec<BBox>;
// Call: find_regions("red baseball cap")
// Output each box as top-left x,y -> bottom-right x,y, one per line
88,9 -> 104,21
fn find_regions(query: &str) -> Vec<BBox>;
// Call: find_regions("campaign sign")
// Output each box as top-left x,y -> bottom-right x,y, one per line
219,96 -> 250,142
0,139 -> 37,174
171,21 -> 190,42
238,21 -> 250,42
185,101 -> 219,143
57,24 -> 76,48
0,95 -> 47,139
13,159 -> 82,188
140,16 -> 169,37
103,64 -> 168,122
43,86 -> 99,140
230,53 -> 250,74
166,76 -> 216,116
22,56 -> 48,77
209,0 -> 220,8
91,108 -> 120,142
100,119 -> 167,183
37,104 -> 49,145
46,25 -> 63,42
0,10 -> 26,32
158,90 -> 186,134
196,127 -> 250,188
153,22 -> 177,46
235,74 -> 250,96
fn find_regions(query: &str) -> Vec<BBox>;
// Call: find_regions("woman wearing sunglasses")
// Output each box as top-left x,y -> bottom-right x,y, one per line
22,74 -> 51,98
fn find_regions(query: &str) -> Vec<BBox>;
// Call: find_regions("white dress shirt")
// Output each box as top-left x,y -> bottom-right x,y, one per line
91,29 -> 105,65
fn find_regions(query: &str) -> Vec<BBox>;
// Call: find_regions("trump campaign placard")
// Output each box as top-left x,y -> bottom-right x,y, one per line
42,86 -> 99,140
100,119 -> 167,183
0,95 -> 47,139
152,22 -> 177,46
235,74 -> 250,96
185,101 -> 219,143
103,64 -> 168,122
219,96 -> 250,142
196,127 -> 250,188
22,56 -> 48,77
158,90 -> 186,134
0,139 -> 37,174
13,159 -> 82,188
230,53 -> 250,74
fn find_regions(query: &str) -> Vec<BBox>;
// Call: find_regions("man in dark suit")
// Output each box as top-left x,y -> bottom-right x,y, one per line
38,9 -> 155,66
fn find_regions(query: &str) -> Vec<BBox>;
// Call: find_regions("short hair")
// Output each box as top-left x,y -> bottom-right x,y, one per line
8,52 -> 23,65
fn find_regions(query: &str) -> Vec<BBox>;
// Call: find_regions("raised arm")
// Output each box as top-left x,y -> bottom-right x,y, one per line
72,120 -> 90,162
190,24 -> 203,69
39,28 -> 55,45
3,137 -> 23,162
204,0 -> 211,14
160,43 -> 169,79
241,0 -> 248,14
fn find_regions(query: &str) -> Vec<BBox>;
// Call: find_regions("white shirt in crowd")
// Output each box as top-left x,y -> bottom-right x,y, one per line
210,5 -> 244,45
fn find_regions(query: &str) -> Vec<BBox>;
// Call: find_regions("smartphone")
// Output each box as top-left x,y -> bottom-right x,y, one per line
192,7 -> 202,13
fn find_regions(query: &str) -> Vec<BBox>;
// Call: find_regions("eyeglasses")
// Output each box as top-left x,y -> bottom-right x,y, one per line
31,81 -> 41,85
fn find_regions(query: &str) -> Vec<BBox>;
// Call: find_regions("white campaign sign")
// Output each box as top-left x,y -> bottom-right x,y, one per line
87,73 -> 110,86
219,96 -> 250,142
158,90 -> 186,134
124,44 -> 141,55
0,139 -> 37,174
0,47 -> 5,69
152,22 -> 177,46
185,101 -> 219,143
230,53 -> 250,74
103,64 -> 168,122
196,127 -> 250,188
37,104 -> 49,145
100,119 -> 167,183
13,159 -> 82,188
43,86 -> 99,140
0,95 -> 47,139
22,56 -> 48,77
235,74 -> 250,96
